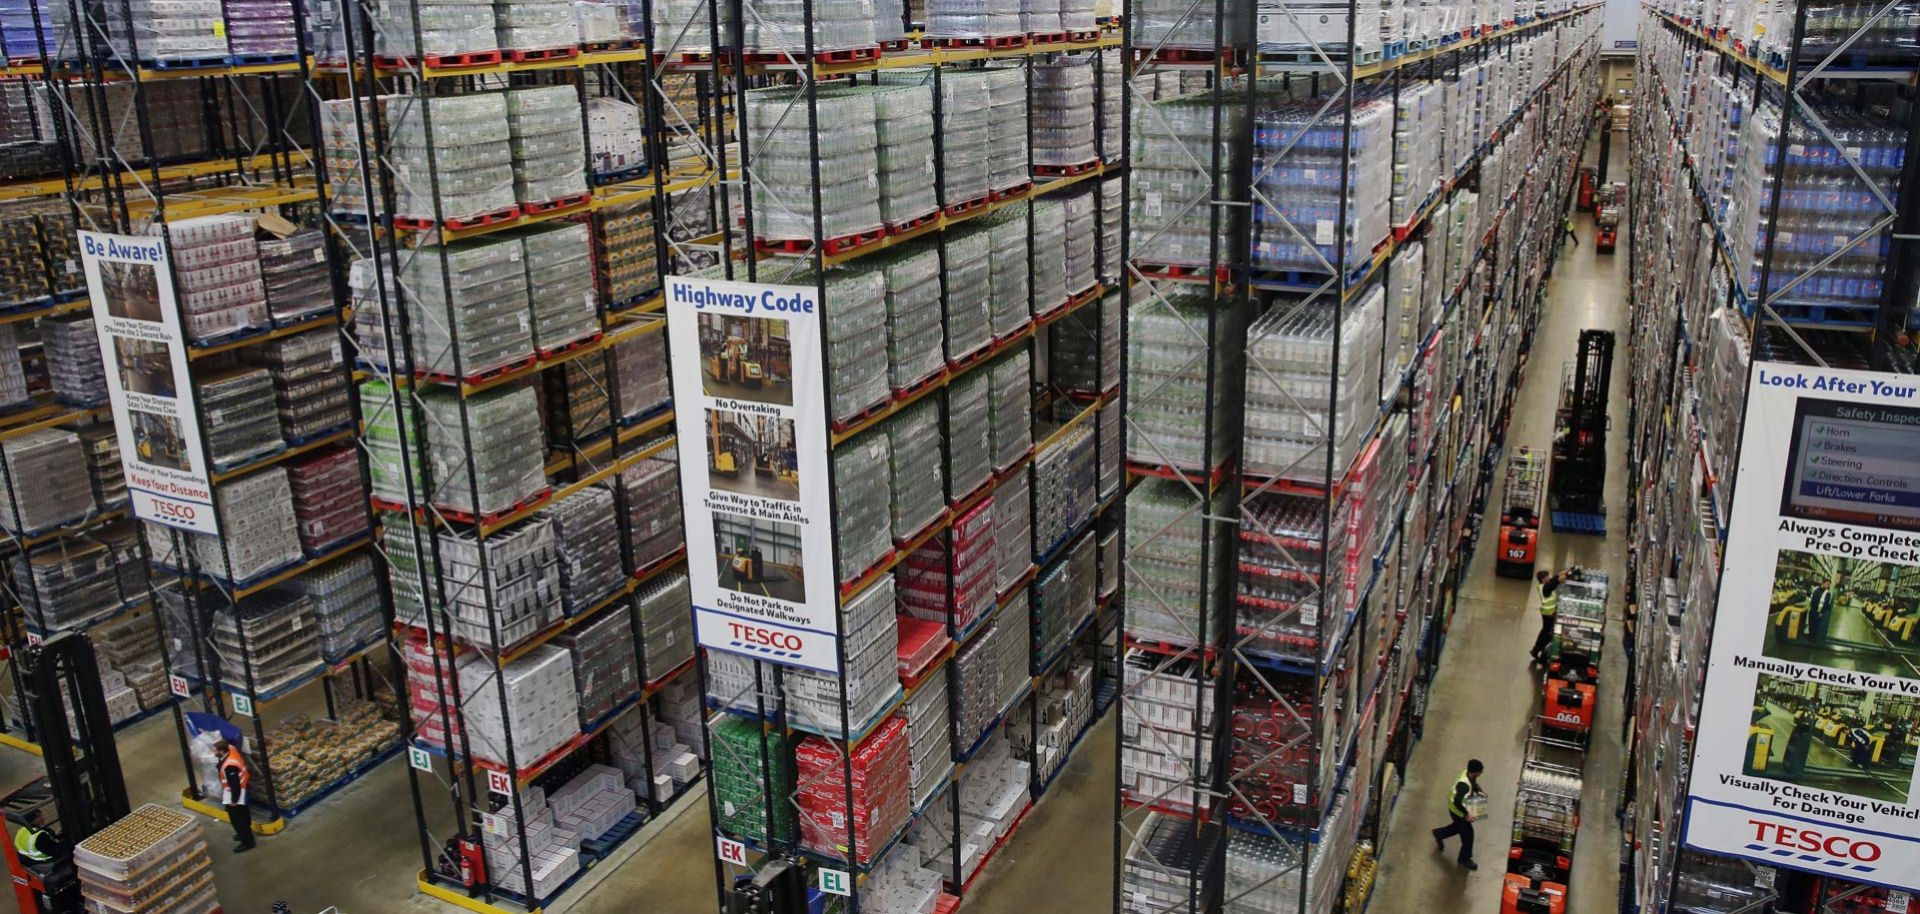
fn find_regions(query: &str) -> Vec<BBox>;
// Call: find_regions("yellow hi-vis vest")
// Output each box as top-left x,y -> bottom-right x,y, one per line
1540,581 -> 1559,618
1449,770 -> 1472,818
14,825 -> 49,862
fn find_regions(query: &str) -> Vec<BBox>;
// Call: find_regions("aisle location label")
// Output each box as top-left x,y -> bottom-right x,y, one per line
408,747 -> 432,772
717,837 -> 747,867
232,695 -> 253,717
486,769 -> 511,797
168,674 -> 189,699
818,869 -> 851,896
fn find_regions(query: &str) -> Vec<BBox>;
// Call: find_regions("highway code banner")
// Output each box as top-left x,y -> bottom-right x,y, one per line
1685,361 -> 1920,890
665,274 -> 841,674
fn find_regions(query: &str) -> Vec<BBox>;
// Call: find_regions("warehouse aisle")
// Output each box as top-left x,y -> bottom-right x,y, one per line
1372,126 -> 1630,913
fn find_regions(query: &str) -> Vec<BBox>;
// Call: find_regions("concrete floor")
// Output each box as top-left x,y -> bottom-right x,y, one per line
0,133 -> 1636,914
1372,128 -> 1629,913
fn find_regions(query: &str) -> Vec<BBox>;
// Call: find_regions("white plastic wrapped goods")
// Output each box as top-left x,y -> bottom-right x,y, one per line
746,0 -> 878,52
744,87 -> 884,242
944,228 -> 993,360
833,431 -> 894,583
1061,190 -> 1097,295
879,247 -> 943,391
1127,286 -> 1244,472
989,351 -> 1030,470
992,465 -> 1031,589
1132,94 -> 1246,266
886,399 -> 945,540
1032,199 -> 1070,310
1022,0 -> 1060,33
370,0 -> 499,59
399,237 -> 535,378
1059,0 -> 1094,29
1242,288 -> 1385,482
144,470 -> 303,583
360,379 -> 547,517
1250,90 -> 1393,274
459,644 -> 582,766
948,368 -> 993,497
1134,0 -> 1249,48
981,211 -> 1029,338
985,67 -> 1029,192
864,84 -> 938,227
506,86 -> 588,205
1032,55 -> 1097,168
882,69 -> 989,207
495,0 -> 578,52
1256,0 -> 1383,52
650,0 -> 729,54
389,93 -> 517,224
0,429 -> 95,533
926,0 -> 1022,38
514,222 -> 598,351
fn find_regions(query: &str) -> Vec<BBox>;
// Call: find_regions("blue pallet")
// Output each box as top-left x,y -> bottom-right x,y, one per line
591,165 -> 651,187
229,51 -> 298,65
580,811 -> 647,860
141,54 -> 233,70
1550,510 -> 1606,535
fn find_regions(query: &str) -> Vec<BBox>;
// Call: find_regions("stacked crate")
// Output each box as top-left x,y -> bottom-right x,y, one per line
286,448 -> 369,553
75,805 -> 218,914
795,715 -> 913,864
556,607 -> 639,726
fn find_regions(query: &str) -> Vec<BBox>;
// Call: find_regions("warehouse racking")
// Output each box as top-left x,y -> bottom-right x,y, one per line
304,0 -> 719,907
1115,0 -> 1602,909
1623,0 -> 1920,908
677,1 -> 1128,908
1,0 -> 410,834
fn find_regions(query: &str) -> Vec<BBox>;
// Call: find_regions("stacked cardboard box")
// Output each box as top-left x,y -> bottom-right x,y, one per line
74,805 -> 218,914
43,315 -> 108,406
458,644 -> 581,767
992,467 -> 1032,591
199,367 -> 285,468
286,554 -> 384,662
597,204 -> 659,306
145,468 -> 303,583
506,87 -> 588,206
897,496 -> 994,632
160,589 -> 324,698
886,399 -> 944,541
385,517 -> 561,647
257,230 -> 332,324
93,612 -> 170,710
548,764 -> 637,842
13,536 -> 129,632
556,606 -> 639,726
286,448 -> 369,553
710,712 -> 796,842
516,222 -> 598,353
609,690 -> 701,803
163,215 -> 269,343
902,664 -> 952,808
621,457 -> 682,569
482,784 -> 581,902
252,328 -> 352,444
542,485 -> 624,611
795,714 -> 912,864
0,428 -> 95,533
635,570 -> 692,683
74,424 -> 126,513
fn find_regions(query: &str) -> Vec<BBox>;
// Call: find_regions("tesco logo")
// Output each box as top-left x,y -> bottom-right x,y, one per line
728,622 -> 804,654
1746,819 -> 1882,871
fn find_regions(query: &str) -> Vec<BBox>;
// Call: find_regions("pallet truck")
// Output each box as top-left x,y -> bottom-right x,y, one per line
4,633 -> 132,913
1504,727 -> 1583,914
1542,571 -> 1606,743
710,413 -> 740,476
1496,447 -> 1547,578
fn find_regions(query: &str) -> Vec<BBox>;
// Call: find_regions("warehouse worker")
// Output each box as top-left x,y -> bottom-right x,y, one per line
1529,568 -> 1575,662
1807,575 -> 1839,645
214,738 -> 256,853
1431,759 -> 1485,871
1563,215 -> 1579,248
13,809 -> 59,867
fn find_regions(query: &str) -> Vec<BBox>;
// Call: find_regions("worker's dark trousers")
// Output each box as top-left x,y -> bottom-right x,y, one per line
1530,615 -> 1554,657
225,804 -> 254,846
1433,813 -> 1475,862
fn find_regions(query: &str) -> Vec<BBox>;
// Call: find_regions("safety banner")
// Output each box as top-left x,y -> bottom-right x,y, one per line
1686,361 -> 1920,890
665,274 -> 840,673
79,231 -> 220,535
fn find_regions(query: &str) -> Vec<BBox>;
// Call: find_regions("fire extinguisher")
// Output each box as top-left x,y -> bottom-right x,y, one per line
451,837 -> 486,888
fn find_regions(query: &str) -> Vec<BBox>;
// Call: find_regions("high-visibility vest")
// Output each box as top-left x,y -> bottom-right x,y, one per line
14,826 -> 49,862
1448,770 -> 1472,818
1539,581 -> 1558,618
219,747 -> 250,792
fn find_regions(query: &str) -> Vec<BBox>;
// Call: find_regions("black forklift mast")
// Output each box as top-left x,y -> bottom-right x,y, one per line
21,632 -> 131,839
1550,329 -> 1615,515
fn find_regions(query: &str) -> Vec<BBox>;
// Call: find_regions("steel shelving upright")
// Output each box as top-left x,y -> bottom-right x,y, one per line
1623,2 -> 1920,909
0,0 -> 411,836
311,0 -> 719,902
1117,0 -> 1603,908
678,0 -> 1127,906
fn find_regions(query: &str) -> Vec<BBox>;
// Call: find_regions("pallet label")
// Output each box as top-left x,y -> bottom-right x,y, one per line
717,836 -> 747,867
818,868 -> 850,896
666,274 -> 844,674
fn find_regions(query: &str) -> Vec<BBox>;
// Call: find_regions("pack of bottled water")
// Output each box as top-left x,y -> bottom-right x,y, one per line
506,85 -> 588,205
1127,284 -> 1244,473
389,93 -> 517,223
744,86 -> 884,242
1241,286 -> 1385,484
1032,54 -> 1097,168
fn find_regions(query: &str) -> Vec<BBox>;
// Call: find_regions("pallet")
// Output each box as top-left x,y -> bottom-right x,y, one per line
943,194 -> 989,217
1032,158 -> 1100,177
211,442 -> 288,474
580,812 -> 647,861
187,321 -> 275,351
1133,261 -> 1229,283
830,394 -> 895,434
413,352 -> 537,386
1065,28 -> 1100,41
891,368 -> 944,402
922,34 -> 1026,49
582,38 -> 646,51
507,45 -> 580,61
1383,39 -> 1406,59
745,45 -> 880,64
1139,45 -> 1234,64
1029,31 -> 1069,44
522,192 -> 592,216
391,203 -> 523,233
879,38 -> 911,51
439,487 -> 554,528
591,164 -> 651,186
228,51 -> 299,65
888,209 -> 939,235
143,54 -> 231,70
536,331 -> 603,360
837,547 -> 899,598
989,181 -> 1031,202
755,225 -> 886,257
374,48 -> 505,70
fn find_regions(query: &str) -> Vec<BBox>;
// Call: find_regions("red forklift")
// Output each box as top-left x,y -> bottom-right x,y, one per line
4,633 -> 131,913
1576,167 -> 1597,212
1503,727 -> 1584,914
1496,448 -> 1547,578
1593,183 -> 1623,253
